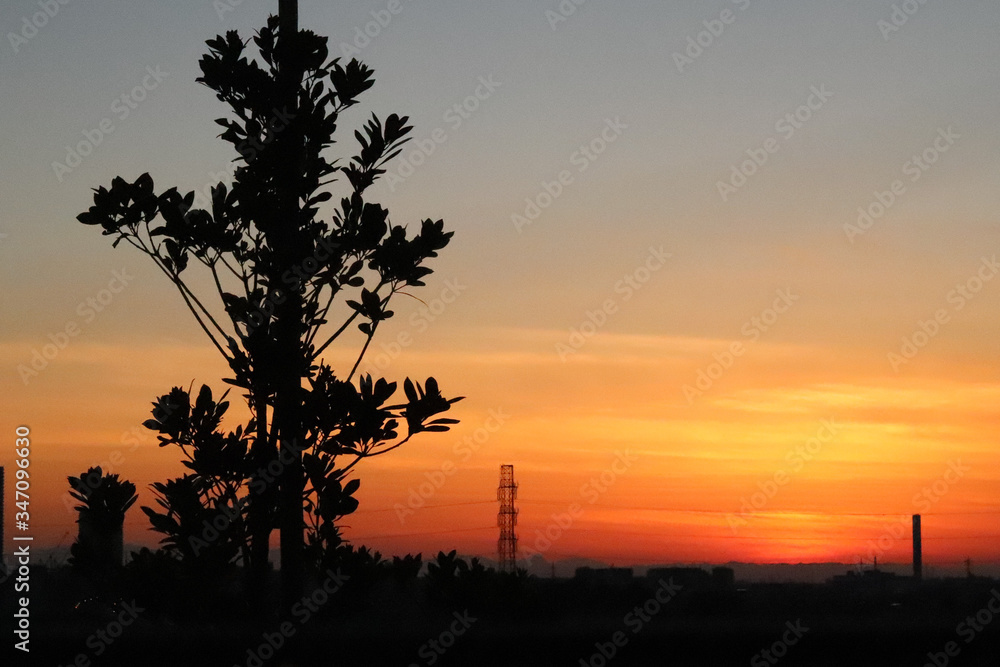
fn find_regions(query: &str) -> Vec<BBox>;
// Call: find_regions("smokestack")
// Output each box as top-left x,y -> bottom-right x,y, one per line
912,514 -> 922,582
0,467 -> 4,568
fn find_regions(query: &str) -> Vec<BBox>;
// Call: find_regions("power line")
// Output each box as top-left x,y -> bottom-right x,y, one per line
557,528 -> 1000,541
343,525 -> 495,541
516,501 -> 1000,517
339,523 -> 1000,542
353,500 -> 495,513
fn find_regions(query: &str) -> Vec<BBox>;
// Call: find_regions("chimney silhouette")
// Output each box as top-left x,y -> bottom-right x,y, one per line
912,514 -> 922,582
0,467 -> 4,568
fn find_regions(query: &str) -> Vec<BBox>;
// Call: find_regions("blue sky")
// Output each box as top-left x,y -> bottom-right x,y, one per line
2,0 -> 998,346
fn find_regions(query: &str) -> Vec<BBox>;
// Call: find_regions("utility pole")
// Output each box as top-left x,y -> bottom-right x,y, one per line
279,0 -> 298,27
497,465 -> 518,573
275,0 -> 306,608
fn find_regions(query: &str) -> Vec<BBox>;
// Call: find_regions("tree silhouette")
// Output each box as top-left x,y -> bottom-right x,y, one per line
68,467 -> 138,579
426,549 -> 470,604
77,6 -> 461,606
427,549 -> 469,583
390,553 -> 423,586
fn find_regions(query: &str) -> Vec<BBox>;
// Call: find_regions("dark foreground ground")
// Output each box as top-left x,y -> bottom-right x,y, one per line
4,566 -> 999,666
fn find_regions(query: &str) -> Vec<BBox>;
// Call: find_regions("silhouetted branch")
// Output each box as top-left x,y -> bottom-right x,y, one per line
123,236 -> 233,362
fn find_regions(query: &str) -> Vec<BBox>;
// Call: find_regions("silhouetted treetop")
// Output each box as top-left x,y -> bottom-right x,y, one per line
75,10 -> 462,603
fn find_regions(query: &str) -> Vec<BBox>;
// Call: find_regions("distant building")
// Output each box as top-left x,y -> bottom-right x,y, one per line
648,567 -> 711,590
575,567 -> 633,586
830,567 -> 897,588
712,566 -> 736,588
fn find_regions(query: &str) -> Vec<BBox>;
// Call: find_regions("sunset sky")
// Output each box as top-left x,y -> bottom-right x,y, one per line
1,1 -> 999,573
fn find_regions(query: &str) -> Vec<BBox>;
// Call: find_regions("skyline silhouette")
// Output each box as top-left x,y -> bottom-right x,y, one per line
2,1 -> 1000,664
4,1 -> 1000,571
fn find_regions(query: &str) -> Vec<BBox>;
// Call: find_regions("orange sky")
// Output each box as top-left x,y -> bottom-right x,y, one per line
1,2 -> 999,573
3,315 -> 999,570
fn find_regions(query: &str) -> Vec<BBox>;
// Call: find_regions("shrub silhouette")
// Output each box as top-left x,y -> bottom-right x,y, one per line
76,8 -> 462,606
68,466 -> 137,581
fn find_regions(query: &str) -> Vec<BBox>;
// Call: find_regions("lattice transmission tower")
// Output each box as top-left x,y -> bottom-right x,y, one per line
497,464 -> 518,572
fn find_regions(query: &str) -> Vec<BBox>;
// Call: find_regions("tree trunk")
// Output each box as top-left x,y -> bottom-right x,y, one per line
275,0 -> 306,610
247,396 -> 274,592
79,514 -> 123,571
